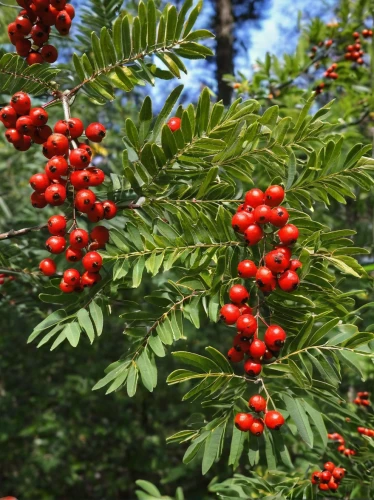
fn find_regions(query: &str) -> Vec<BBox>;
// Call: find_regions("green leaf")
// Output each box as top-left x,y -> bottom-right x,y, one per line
89,301 -> 104,336
283,394 -> 314,448
135,480 -> 161,497
172,351 -> 221,372
202,423 -> 225,474
77,308 -> 95,344
137,350 -> 157,391
64,321 -> 81,348
228,425 -> 245,467
127,363 -> 139,397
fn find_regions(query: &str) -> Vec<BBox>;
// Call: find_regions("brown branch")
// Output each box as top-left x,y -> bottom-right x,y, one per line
0,222 -> 48,241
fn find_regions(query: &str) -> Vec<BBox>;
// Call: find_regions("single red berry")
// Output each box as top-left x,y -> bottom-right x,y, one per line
45,183 -> 66,206
256,266 -> 275,288
85,122 -> 107,142
234,413 -> 253,432
30,24 -> 49,45
46,235 -> 66,254
75,189 -> 96,213
65,3 -> 75,19
239,304 -> 253,315
45,133 -> 69,156
54,120 -> 70,136
278,269 -> 300,292
82,251 -> 103,273
270,206 -> 289,227
232,334 -> 250,352
70,228 -> 89,249
245,188 -> 264,208
231,211 -> 254,233
31,191 -> 47,208
45,156 -> 69,179
227,347 -> 244,363
14,135 -> 31,151
34,125 -> 53,144
87,202 -> 105,223
357,426 -> 365,434
311,471 -> 321,484
81,271 -> 101,287
236,314 -> 257,335
328,479 -> 339,491
337,444 -> 345,453
29,173 -> 50,192
324,462 -> 336,473
249,394 -> 267,412
70,170 -> 92,189
332,467 -> 345,480
67,118 -> 84,139
263,349 -> 274,360
167,117 -> 181,132
77,142 -> 93,157
11,92 -> 31,115
86,167 -> 105,186
90,226 -> 109,248
26,52 -> 44,66
220,303 -> 241,325
264,410 -> 285,430
0,105 -> 17,128
320,471 -> 332,483
102,200 -> 118,220
39,258 -> 56,276
63,268 -> 81,286
249,339 -> 266,358
5,129 -> 23,145
16,116 -> 35,136
274,245 -> 292,259
264,250 -> 290,274
289,259 -> 302,271
237,259 -> 257,278
59,280 -> 74,293
15,14 -> 33,35
70,148 -> 91,169
244,358 -> 262,377
236,203 -> 253,213
8,21 -> 25,43
41,44 -> 58,63
264,185 -> 285,207
264,325 -> 286,351
249,417 -> 264,436
278,224 -> 299,245
30,107 -> 48,127
48,215 -> 66,236
65,246 -> 83,262
244,224 -> 263,245
55,11 -> 72,35
318,483 -> 329,491
229,284 -> 249,304
16,38 -> 32,56
253,204 -> 272,224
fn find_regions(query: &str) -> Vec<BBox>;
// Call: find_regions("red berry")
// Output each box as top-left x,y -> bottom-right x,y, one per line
239,304 -> 252,315
245,188 -> 264,208
256,267 -> 275,289
59,280 -> 74,293
31,191 -> 47,208
51,0 -> 67,10
234,413 -> 253,432
244,359 -> 262,377
29,107 -> 48,127
229,284 -> 249,304
253,204 -> 272,224
357,426 -> 365,434
311,471 -> 321,484
328,479 -> 339,491
5,129 -> 23,145
86,167 -> 105,186
39,258 -> 56,276
90,226 -> 109,248
67,118 -> 84,138
231,211 -> 254,233
320,471 -> 332,483
65,246 -> 83,262
337,444 -> 345,452
46,235 -> 66,254
55,11 -> 72,35
81,271 -> 101,287
264,185 -> 285,207
0,105 -> 17,128
8,22 -> 25,43
274,245 -> 292,259
48,215 -> 66,236
26,52 -> 44,66
264,410 -> 285,430
62,268 -> 80,286
85,122 -> 106,142
77,142 -> 93,157
16,116 -> 35,136
87,202 -> 105,223
14,135 -> 31,151
82,251 -> 103,273
249,417 -> 264,435
70,148 -> 91,169
278,269 -> 300,292
264,325 -> 286,351
236,314 -> 257,335
278,224 -> 299,245
70,170 -> 92,189
263,349 -> 274,360
270,206 -> 289,227
41,44 -> 58,63
237,259 -> 257,278
289,259 -> 302,271
318,483 -> 329,491
249,394 -> 267,412
332,468 -> 345,480
54,120 -> 70,136
45,156 -> 69,179
324,462 -> 336,473
75,189 -> 96,213
29,173 -> 50,192
44,183 -> 66,206
249,339 -> 266,358
244,224 -> 263,245
167,117 -> 181,132
45,133 -> 69,156
34,125 -> 52,144
102,200 -> 118,220
16,38 -> 32,56
70,229 -> 89,249
264,250 -> 290,274
65,3 -> 75,19
227,347 -> 244,363
236,203 -> 252,213
220,303 -> 241,325
232,334 -> 250,352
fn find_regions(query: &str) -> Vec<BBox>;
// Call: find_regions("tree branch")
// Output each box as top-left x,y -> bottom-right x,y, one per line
0,222 -> 48,241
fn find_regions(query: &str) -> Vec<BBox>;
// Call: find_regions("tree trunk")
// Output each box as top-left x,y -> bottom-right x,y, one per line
215,0 -> 234,105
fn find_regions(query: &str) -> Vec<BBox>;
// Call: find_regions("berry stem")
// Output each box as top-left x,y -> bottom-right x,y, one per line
0,222 -> 48,240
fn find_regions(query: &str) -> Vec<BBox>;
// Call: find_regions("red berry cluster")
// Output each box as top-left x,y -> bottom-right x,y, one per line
0,274 -> 15,285
354,391 -> 370,406
8,0 -> 75,65
234,395 -> 285,435
328,432 -> 356,456
357,426 -> 374,437
324,62 -> 339,79
310,462 -> 346,492
345,33 -> 365,65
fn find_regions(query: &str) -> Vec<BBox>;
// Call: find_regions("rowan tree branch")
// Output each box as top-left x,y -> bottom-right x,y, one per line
0,222 -> 48,241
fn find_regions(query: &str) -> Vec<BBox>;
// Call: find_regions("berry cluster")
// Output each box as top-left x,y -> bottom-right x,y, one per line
357,426 -> 374,437
8,0 -> 75,65
328,432 -> 356,456
354,391 -> 370,406
0,274 -> 15,285
344,34 -> 365,65
324,62 -> 339,79
311,462 -> 346,492
234,395 -> 284,435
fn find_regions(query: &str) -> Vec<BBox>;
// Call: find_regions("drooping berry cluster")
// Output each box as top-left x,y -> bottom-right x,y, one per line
310,462 -> 346,492
324,62 -> 339,79
344,30 -> 371,65
328,432 -> 356,456
354,391 -> 371,406
8,0 -> 75,65
234,395 -> 285,435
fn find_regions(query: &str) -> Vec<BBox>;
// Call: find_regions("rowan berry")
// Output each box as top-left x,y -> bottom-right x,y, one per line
328,479 -> 339,491
15,14 -> 33,35
264,250 -> 290,274
167,117 -> 181,132
70,170 -> 91,189
289,259 -> 302,271
220,303 -> 241,325
8,22 -> 25,43
27,52 -> 45,67
5,129 -> 23,145
77,142 -> 93,157
62,269 -> 80,286
244,224 -> 263,245
318,483 -> 329,491
249,339 -> 266,358
59,280 -> 74,293
249,417 -> 264,435
236,314 -> 257,335
31,191 -> 47,208
234,413 -> 253,432
90,226 -> 109,247
274,245 -> 292,259
67,118 -> 84,138
46,235 -> 66,254
30,107 -> 48,127
278,224 -> 299,245
65,246 -> 83,262
232,334 -> 250,352
0,105 -> 17,128
231,211 -> 254,233
256,266 -> 275,288
29,173 -> 50,192
48,215 -> 66,236
245,188 -> 264,208
87,202 -> 105,223
244,358 -> 262,377
45,183 -> 66,206
75,189 -> 96,213
81,271 -> 101,287
45,156 -> 69,179
264,185 -> 285,207
39,258 -> 56,276
34,125 -> 52,144
82,251 -> 103,273
264,325 -> 286,351
270,207 -> 289,227
85,122 -> 107,142
237,259 -> 257,278
102,200 -> 118,220
227,347 -> 244,362
15,135 -> 32,151
278,269 -> 300,292
239,304 -> 253,315
253,204 -> 272,224
55,11 -> 72,35
86,167 -> 105,186
65,3 -> 75,18
311,471 -> 321,484
70,148 -> 91,169
45,133 -> 69,156
264,410 -> 285,430
16,116 -> 35,136
229,284 -> 249,304
70,228 -> 89,249
324,462 -> 335,473
16,38 -> 32,56
249,394 -> 267,412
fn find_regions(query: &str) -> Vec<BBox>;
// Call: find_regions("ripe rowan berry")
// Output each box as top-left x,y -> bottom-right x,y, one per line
278,269 -> 300,292
8,22 -> 25,43
328,479 -> 339,491
85,122 -> 107,142
39,258 -> 56,276
229,284 -> 249,304
90,226 -> 109,247
264,410 -> 285,430
87,202 -> 105,222
270,207 -> 289,227
15,14 -> 33,35
274,245 -> 292,259
51,0 -> 67,10
236,314 -> 257,335
59,280 -> 74,293
14,135 -> 32,151
232,334 -> 250,352
323,462 -> 335,473
29,173 -> 50,192
45,156 -> 69,179
31,191 -> 47,208
65,246 -> 83,262
16,116 -> 35,136
332,468 -> 345,480
77,142 -> 93,157
41,44 -> 58,63
311,471 -> 321,484
81,271 -> 101,287
237,259 -> 257,278
70,148 -> 91,169
249,394 -> 267,412
75,189 -> 96,213
249,417 -> 264,436
231,211 -> 254,233
70,228 -> 89,249
256,266 -> 275,288
278,224 -> 299,245
5,128 -> 23,145
167,117 -> 181,132
45,183 -> 66,206
245,188 -> 264,208
0,105 -> 17,128
244,358 -> 262,377
264,325 -> 286,351
44,133 -> 69,157
65,3 -> 75,19
55,11 -> 72,35
318,483 -> 329,491
63,268 -> 80,285
244,224 -> 263,245
70,170 -> 91,189
264,250 -> 290,274
264,185 -> 285,207
239,304 -> 253,315
249,339 -> 266,358
102,200 -> 118,219
236,203 -> 252,213
234,413 -> 253,432
253,204 -> 272,224
46,235 -> 66,254
227,347 -> 244,362
46,216 -> 66,237
34,125 -> 52,144
67,117 -> 84,138
86,167 -> 105,186
82,251 -> 103,272
30,107 -> 48,127
219,303 -> 241,325
320,471 -> 332,483
289,259 -> 302,271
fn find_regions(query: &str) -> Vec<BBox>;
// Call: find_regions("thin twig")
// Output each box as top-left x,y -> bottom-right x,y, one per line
0,222 -> 48,240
